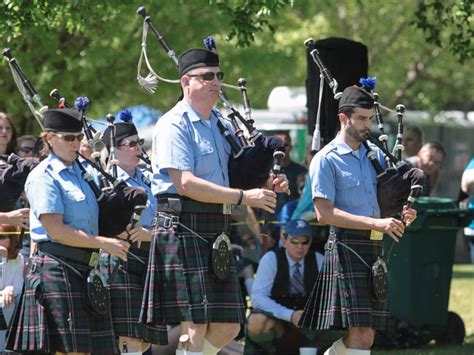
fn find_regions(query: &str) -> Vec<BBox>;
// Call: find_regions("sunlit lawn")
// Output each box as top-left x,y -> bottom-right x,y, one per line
374,264 -> 474,355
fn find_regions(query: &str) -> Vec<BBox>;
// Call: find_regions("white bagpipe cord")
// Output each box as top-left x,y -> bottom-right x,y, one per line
7,61 -> 45,130
137,21 -> 178,94
311,74 -> 325,152
137,21 -> 241,94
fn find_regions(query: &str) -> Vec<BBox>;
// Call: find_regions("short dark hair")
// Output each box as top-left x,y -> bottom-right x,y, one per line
422,141 -> 446,159
339,107 -> 355,118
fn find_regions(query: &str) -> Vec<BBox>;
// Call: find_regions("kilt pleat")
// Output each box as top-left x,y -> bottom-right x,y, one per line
300,232 -> 390,331
6,253 -> 119,354
106,246 -> 168,345
141,211 -> 245,326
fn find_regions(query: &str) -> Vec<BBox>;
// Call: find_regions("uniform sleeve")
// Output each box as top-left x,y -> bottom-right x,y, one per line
251,252 -> 295,322
25,171 -> 64,218
154,118 -> 194,174
310,154 -> 336,203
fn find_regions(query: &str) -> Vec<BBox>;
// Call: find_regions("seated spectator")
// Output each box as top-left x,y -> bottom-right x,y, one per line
406,141 -> 446,195
402,126 -> 422,159
245,220 -> 339,354
0,225 -> 25,352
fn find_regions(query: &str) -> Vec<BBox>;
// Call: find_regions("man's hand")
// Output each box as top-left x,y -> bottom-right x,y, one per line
291,310 -> 304,327
243,189 -> 276,213
401,207 -> 417,227
267,173 -> 290,195
372,218 -> 406,242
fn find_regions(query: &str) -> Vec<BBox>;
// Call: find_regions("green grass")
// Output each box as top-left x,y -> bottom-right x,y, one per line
374,264 -> 474,355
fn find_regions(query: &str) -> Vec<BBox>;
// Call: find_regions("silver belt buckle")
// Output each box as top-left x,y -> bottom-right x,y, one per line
89,251 -> 100,268
222,203 -> 231,215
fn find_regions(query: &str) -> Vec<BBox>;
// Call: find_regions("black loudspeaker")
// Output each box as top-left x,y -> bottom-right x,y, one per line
306,37 -> 368,144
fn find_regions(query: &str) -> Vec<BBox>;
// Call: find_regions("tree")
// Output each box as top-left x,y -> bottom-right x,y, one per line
0,0 -> 472,135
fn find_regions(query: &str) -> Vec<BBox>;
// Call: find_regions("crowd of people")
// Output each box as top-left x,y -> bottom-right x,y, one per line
0,45 -> 471,355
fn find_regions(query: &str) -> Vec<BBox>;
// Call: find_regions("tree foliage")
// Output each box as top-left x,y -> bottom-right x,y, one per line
0,0 -> 472,135
413,0 -> 473,63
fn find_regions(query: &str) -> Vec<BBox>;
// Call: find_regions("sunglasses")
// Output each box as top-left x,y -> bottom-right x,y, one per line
118,138 -> 144,148
288,238 -> 311,245
19,147 -> 34,153
54,133 -> 85,142
187,71 -> 224,81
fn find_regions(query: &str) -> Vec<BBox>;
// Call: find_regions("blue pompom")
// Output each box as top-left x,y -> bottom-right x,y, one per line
74,96 -> 90,112
359,77 -> 377,91
119,109 -> 133,123
203,36 -> 217,53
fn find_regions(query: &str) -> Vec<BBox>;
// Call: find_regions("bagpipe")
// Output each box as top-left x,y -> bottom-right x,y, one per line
53,97 -> 149,238
0,153 -> 38,213
304,38 -> 425,218
3,48 -> 148,238
136,6 -> 285,190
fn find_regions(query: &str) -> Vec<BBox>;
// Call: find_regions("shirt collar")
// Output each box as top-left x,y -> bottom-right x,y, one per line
180,99 -> 217,125
48,153 -> 71,174
333,133 -> 367,157
116,165 -> 141,181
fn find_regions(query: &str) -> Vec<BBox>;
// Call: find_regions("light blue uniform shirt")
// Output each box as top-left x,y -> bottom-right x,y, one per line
25,154 -> 99,243
116,166 -> 156,229
151,99 -> 233,195
309,134 -> 386,218
251,250 -> 324,322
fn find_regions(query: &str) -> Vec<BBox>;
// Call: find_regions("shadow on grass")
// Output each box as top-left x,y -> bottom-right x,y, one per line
451,269 -> 474,279
374,342 -> 474,355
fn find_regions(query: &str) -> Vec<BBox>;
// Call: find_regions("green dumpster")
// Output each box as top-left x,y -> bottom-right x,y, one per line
385,197 -> 474,327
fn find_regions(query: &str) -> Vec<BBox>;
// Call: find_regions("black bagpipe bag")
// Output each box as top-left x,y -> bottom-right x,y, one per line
0,154 -> 39,212
228,135 -> 285,190
377,162 -> 426,218
98,181 -> 148,237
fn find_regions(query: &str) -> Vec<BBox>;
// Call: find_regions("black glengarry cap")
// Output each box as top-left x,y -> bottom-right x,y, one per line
43,108 -> 83,132
339,86 -> 375,110
178,48 -> 219,76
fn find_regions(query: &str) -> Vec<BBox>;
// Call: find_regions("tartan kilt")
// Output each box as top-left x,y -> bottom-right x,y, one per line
300,231 -> 391,331
105,245 -> 168,345
6,252 -> 118,354
141,211 -> 245,326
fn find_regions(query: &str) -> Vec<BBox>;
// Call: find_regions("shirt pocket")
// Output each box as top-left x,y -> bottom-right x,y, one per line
63,189 -> 89,224
335,173 -> 362,203
194,141 -> 215,177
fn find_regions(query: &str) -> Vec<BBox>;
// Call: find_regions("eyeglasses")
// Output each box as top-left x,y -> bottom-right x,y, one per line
19,147 -> 34,153
187,71 -> 224,81
118,138 -> 144,148
54,133 -> 84,142
288,238 -> 311,245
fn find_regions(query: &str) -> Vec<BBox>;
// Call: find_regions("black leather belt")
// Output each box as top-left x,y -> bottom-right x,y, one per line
38,242 -> 100,268
334,227 -> 371,238
156,194 -> 230,215
182,200 -> 228,214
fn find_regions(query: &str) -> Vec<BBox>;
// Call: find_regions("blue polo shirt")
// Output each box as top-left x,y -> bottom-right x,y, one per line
25,154 -> 99,242
116,166 -> 156,229
309,134 -> 386,217
151,99 -> 233,195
